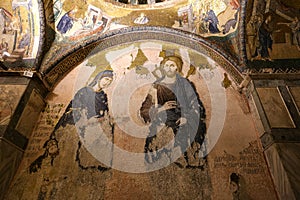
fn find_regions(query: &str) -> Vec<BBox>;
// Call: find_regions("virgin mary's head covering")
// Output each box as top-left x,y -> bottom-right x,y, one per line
88,70 -> 114,87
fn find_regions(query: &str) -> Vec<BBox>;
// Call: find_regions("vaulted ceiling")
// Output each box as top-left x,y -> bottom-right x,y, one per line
0,0 -> 300,87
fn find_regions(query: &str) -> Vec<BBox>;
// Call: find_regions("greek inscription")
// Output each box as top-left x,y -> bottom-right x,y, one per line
24,103 -> 64,159
213,143 -> 265,175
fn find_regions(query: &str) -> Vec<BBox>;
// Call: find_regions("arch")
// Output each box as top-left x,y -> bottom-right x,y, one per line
41,26 -> 244,90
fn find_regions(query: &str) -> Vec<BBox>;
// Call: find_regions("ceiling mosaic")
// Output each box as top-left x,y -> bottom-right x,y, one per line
0,0 -> 300,73
0,0 -> 42,69
0,0 -> 242,72
40,0 -> 242,73
245,0 -> 300,69
43,0 -> 240,39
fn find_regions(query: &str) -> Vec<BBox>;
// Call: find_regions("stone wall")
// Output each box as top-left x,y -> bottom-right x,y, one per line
0,75 -> 48,200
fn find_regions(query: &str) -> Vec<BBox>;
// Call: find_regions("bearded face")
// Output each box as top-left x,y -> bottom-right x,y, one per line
163,60 -> 178,78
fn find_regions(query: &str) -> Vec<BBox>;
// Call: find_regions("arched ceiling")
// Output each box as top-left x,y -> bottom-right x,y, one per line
0,0 -> 300,78
0,0 -> 244,71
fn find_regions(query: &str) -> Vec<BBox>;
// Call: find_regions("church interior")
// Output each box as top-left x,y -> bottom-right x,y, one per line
0,0 -> 300,199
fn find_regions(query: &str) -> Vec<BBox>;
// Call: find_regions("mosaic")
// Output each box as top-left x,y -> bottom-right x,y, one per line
0,0 -> 41,69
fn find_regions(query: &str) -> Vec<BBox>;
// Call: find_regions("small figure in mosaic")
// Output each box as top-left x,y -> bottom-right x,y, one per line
203,10 -> 220,34
56,6 -> 78,35
258,13 -> 275,61
134,13 -> 149,25
29,135 -> 59,173
246,14 -> 263,60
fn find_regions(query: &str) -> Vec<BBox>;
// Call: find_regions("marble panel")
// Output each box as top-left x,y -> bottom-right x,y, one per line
264,143 -> 300,200
0,84 -> 26,126
256,87 -> 295,128
277,143 -> 300,199
15,89 -> 45,138
289,86 -> 300,114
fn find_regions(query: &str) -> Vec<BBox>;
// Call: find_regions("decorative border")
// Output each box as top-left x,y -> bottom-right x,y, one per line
246,68 -> 300,75
42,26 -> 244,90
238,0 -> 247,66
43,42 -> 99,89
